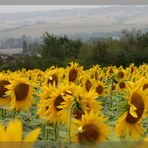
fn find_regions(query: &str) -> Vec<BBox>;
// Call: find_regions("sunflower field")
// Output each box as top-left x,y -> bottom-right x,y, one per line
0,62 -> 147,147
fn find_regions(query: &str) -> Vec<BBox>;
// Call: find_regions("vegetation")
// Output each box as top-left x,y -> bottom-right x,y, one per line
0,63 -> 147,146
0,29 -> 148,71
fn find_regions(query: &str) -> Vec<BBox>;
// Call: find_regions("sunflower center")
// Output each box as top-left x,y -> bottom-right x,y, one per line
69,68 -> 77,82
143,83 -> 148,90
78,124 -> 99,143
48,74 -> 58,86
54,95 -> 64,111
96,85 -> 103,94
73,107 -> 84,120
45,106 -> 49,111
0,80 -> 10,98
109,68 -> 113,74
111,84 -> 116,90
131,67 -> 134,73
118,71 -> 124,78
119,82 -> 126,89
126,92 -> 144,124
85,80 -> 92,92
14,83 -> 29,101
95,72 -> 98,80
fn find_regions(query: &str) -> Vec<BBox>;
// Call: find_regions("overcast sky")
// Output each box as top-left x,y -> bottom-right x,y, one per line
0,5 -> 110,13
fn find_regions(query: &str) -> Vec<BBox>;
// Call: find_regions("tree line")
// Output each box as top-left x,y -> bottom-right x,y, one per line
0,29 -> 148,71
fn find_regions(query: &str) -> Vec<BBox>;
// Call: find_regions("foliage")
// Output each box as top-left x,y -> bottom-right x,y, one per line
0,29 -> 148,71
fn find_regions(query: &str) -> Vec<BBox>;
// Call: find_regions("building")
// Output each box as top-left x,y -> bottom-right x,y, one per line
0,48 -> 23,63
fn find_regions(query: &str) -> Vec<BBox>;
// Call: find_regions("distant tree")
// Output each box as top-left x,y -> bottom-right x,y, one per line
23,40 -> 27,54
40,32 -> 83,68
40,32 -> 65,68
92,41 -> 108,66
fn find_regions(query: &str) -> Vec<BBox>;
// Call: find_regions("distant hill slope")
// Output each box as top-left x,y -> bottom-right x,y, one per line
0,6 -> 148,41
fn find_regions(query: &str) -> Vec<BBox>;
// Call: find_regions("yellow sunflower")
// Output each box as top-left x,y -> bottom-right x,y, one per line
89,64 -> 103,80
80,72 -> 95,92
115,85 -> 148,139
0,119 -> 40,147
37,86 -> 52,122
136,78 -> 148,94
59,86 -> 102,122
94,81 -> 109,96
38,83 -> 69,123
71,110 -> 110,143
0,74 -> 11,106
44,67 -> 64,87
116,80 -> 128,92
6,77 -> 34,111
66,62 -> 83,83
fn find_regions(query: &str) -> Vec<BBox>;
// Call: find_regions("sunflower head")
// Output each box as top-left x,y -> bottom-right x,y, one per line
115,85 -> 148,139
44,67 -> 64,87
66,62 -> 83,83
0,74 -> 11,106
0,119 -> 40,145
6,77 -> 34,111
80,72 -> 95,92
71,110 -> 110,143
94,81 -> 109,96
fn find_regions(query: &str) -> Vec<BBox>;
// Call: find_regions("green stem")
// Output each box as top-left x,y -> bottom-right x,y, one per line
13,109 -> 16,119
54,122 -> 58,142
117,97 -> 119,118
4,109 -> 6,116
42,122 -> 46,140
110,82 -> 113,109
68,102 -> 75,143
46,126 -> 49,140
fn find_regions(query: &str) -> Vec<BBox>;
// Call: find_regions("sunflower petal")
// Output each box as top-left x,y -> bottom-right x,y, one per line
5,119 -> 22,141
129,104 -> 138,118
24,128 -> 41,142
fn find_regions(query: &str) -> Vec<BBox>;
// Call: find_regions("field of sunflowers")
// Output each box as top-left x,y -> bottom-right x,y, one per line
0,62 -> 147,147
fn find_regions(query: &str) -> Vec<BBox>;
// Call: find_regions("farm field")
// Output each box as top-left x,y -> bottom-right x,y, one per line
0,62 -> 147,147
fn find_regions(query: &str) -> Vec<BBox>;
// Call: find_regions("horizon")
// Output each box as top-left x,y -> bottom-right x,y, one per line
0,5 -> 148,41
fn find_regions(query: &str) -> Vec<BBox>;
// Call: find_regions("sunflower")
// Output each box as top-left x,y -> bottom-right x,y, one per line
71,110 -> 110,143
66,62 -> 83,83
113,67 -> 129,83
27,69 -> 44,88
89,64 -> 103,80
105,66 -> 116,79
115,85 -> 148,139
6,77 -> 34,111
0,119 -> 40,147
38,83 -> 70,123
94,81 -> 109,96
137,78 -> 148,93
80,72 -> 95,92
0,74 -> 11,106
59,86 -> 102,122
44,67 -> 64,87
116,80 -> 128,92
37,86 -> 52,122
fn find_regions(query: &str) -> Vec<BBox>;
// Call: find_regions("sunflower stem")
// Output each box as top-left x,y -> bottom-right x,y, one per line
13,109 -> 16,119
46,125 -> 49,140
68,102 -> 75,143
54,122 -> 58,142
42,122 -> 46,140
110,82 -> 113,109
117,97 -> 119,117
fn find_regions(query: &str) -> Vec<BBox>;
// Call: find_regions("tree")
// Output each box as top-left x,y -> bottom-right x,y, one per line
40,33 -> 65,68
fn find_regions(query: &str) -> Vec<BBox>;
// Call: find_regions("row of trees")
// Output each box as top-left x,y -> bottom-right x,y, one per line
0,29 -> 148,71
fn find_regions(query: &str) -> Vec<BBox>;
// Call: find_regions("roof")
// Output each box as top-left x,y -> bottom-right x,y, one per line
0,48 -> 23,55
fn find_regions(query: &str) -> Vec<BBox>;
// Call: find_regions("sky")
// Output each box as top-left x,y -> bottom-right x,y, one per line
0,5 -> 148,39
0,5 -> 109,13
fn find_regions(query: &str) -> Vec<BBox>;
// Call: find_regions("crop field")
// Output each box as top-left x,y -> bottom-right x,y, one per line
0,62 -> 147,147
